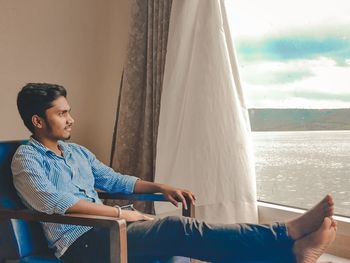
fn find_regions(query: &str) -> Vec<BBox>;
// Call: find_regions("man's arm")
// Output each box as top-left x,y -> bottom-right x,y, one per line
77,145 -> 138,194
133,180 -> 196,210
12,146 -> 152,222
66,199 -> 153,222
80,144 -> 196,209
66,180 -> 196,220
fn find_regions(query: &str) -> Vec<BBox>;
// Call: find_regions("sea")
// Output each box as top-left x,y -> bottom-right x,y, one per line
252,130 -> 350,217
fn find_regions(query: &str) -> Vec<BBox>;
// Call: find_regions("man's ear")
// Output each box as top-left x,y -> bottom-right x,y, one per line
32,115 -> 44,129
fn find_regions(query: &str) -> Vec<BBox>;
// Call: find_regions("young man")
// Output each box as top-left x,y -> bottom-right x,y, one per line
12,83 -> 336,263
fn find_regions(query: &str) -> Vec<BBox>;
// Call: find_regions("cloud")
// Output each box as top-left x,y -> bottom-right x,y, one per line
240,57 -> 350,109
225,1 -> 350,109
235,32 -> 350,67
226,0 -> 350,38
266,70 -> 313,84
243,82 -> 350,108
245,96 -> 350,109
240,62 -> 314,85
239,55 -> 350,89
294,91 -> 350,102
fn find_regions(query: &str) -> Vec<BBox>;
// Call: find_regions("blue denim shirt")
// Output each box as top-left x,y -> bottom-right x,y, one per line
11,138 -> 139,258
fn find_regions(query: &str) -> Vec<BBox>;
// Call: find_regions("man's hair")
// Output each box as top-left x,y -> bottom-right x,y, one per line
17,83 -> 67,133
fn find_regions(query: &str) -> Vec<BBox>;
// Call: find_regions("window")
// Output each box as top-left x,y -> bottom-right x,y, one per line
226,0 -> 350,217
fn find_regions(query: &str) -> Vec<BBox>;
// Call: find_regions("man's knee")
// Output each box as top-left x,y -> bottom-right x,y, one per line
159,215 -> 188,234
160,215 -> 186,226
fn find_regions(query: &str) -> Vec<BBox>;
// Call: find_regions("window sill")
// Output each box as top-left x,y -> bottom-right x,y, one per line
258,201 -> 350,259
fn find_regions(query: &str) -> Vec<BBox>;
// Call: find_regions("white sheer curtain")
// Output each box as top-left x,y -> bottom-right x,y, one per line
155,0 -> 258,224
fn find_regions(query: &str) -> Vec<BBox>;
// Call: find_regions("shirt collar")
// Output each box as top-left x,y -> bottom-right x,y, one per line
29,137 -> 71,157
58,140 -> 72,157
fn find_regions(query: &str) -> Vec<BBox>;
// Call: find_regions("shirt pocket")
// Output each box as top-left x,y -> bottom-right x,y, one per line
71,157 -> 95,189
44,160 -> 68,189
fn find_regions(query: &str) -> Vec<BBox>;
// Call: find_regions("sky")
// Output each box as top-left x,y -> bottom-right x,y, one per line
225,0 -> 350,109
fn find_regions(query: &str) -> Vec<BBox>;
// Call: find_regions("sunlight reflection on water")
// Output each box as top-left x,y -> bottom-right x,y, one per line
253,130 -> 350,217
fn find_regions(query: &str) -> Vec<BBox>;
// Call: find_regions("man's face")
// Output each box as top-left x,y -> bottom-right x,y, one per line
42,96 -> 74,141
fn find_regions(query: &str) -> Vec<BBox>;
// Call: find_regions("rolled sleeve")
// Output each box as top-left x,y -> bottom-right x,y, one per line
12,147 -> 80,215
92,161 -> 140,194
120,175 -> 139,194
54,193 -> 80,214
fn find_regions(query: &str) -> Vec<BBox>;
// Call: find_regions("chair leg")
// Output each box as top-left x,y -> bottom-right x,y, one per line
109,220 -> 128,263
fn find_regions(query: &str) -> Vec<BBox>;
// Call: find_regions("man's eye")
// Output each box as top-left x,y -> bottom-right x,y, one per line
58,112 -> 64,117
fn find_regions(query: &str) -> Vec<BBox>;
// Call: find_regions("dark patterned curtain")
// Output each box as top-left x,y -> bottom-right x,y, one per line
109,0 -> 172,214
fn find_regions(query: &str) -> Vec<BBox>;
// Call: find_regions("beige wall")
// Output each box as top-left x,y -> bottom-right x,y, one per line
0,0 -> 131,164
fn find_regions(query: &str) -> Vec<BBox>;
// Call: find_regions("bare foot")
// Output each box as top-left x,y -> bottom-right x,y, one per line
293,217 -> 336,263
287,195 -> 334,240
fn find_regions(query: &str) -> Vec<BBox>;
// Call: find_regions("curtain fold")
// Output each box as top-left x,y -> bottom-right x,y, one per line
154,0 -> 258,223
110,0 -> 172,213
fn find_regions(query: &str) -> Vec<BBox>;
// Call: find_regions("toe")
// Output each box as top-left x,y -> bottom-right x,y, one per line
329,207 -> 334,216
322,217 -> 332,229
327,195 -> 334,206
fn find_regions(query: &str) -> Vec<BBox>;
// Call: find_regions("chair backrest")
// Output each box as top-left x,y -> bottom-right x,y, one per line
0,140 -> 50,262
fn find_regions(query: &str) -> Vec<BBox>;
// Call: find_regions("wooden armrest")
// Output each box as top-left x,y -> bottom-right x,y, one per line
0,208 -> 124,227
98,193 -> 195,218
0,208 -> 127,263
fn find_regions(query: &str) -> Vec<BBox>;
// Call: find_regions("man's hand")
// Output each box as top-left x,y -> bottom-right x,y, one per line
159,185 -> 196,210
119,210 -> 154,222
133,180 -> 196,210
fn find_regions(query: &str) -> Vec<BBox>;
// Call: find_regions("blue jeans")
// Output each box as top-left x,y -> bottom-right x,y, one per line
61,216 -> 295,263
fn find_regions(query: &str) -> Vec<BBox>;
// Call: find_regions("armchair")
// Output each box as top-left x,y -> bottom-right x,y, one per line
0,141 -> 193,263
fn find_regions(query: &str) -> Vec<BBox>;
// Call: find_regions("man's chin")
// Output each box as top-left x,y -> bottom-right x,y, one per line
58,134 -> 71,141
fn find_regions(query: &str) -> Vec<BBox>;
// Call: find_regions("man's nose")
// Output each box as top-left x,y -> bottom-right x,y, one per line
67,113 -> 74,125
